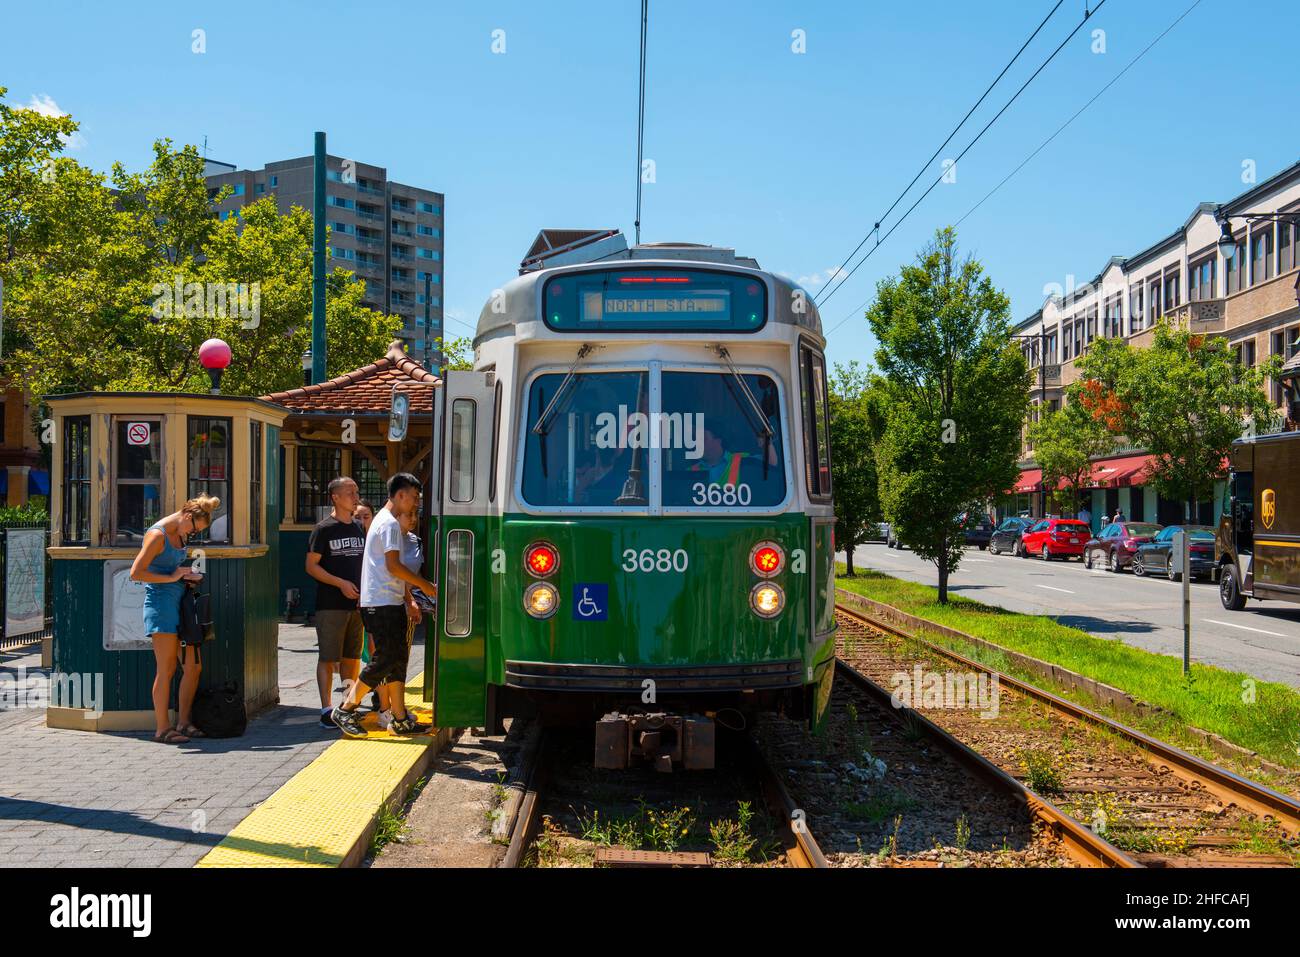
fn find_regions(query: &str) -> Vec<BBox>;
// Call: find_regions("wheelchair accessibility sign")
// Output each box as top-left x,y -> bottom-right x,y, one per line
572,584 -> 608,621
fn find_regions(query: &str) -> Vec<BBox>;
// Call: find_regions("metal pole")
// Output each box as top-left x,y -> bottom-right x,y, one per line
634,0 -> 648,245
1040,326 -> 1047,518
423,273 -> 432,367
1179,528 -> 1191,675
311,132 -> 327,384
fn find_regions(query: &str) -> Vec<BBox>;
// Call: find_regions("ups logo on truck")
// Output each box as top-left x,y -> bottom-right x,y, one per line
1262,488 -> 1277,530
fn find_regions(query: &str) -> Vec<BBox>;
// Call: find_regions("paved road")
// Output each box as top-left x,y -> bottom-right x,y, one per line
845,541 -> 1300,689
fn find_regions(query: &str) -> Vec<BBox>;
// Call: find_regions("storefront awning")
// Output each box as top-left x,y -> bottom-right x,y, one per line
1088,453 -> 1152,488
1013,467 -> 1042,493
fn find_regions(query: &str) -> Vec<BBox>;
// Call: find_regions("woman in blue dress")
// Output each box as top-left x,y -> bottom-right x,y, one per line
129,494 -> 220,744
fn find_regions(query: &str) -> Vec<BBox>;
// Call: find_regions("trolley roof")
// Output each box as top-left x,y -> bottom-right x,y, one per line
475,240 -> 824,344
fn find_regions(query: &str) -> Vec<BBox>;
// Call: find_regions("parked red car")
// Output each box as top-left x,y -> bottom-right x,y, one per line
1020,518 -> 1090,561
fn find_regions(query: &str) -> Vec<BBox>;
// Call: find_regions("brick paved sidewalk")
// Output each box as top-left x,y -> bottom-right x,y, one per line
0,623 -> 424,867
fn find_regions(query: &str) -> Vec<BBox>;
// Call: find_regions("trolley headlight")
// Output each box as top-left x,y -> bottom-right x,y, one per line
524,541 -> 560,578
750,582 -> 785,619
749,541 -> 785,577
523,581 -> 559,619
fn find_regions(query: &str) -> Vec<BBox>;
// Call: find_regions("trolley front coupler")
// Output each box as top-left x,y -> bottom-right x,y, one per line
594,711 -> 715,772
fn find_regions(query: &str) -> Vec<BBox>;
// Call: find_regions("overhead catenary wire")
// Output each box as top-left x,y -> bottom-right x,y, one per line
825,0 -> 1202,340
634,0 -> 648,245
815,0 -> 1066,307
816,0 -> 1106,313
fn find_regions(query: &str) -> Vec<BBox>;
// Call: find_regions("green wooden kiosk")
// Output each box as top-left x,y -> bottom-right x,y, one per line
45,391 -> 286,731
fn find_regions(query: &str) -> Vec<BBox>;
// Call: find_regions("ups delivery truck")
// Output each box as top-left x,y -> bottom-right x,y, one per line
1217,431 -> 1300,610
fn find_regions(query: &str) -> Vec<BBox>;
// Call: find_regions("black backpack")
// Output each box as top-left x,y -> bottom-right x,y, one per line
179,583 -> 213,648
192,681 -> 248,738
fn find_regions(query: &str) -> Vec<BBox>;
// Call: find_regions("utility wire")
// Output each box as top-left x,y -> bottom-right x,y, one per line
955,0 -> 1205,228
816,0 -> 1105,312
634,0 -> 648,245
825,0 -> 1201,340
815,0 -> 1065,306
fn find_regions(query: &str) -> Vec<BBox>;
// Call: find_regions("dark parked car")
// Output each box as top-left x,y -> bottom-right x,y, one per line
1082,521 -> 1163,572
1021,517 -> 1090,560
1133,525 -> 1215,581
989,517 -> 1033,556
959,512 -> 994,549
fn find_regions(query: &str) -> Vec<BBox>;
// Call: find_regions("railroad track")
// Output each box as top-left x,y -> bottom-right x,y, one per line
499,727 -> 827,868
834,601 -> 1300,868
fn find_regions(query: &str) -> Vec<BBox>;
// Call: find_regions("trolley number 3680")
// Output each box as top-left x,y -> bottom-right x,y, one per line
622,548 -> 689,573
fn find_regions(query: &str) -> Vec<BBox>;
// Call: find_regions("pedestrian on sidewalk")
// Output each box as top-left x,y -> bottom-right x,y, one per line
130,494 -> 220,745
1078,503 -> 1091,528
332,473 -> 438,738
376,507 -> 430,730
306,477 -> 366,728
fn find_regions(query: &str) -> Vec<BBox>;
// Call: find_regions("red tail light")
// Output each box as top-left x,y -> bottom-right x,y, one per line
524,542 -> 559,578
750,541 -> 784,577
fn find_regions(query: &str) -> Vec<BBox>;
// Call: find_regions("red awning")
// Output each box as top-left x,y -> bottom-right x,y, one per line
1088,454 -> 1153,488
1013,468 -> 1042,493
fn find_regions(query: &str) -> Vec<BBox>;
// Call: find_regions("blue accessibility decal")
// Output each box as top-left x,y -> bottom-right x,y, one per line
572,583 -> 608,621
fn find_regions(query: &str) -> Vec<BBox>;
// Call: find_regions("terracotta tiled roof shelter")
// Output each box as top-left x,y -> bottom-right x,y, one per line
261,340 -> 440,415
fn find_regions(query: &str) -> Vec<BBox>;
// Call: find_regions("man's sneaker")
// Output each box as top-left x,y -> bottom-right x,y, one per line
377,710 -> 394,730
331,706 -> 367,738
388,713 -> 427,735
319,708 -> 334,728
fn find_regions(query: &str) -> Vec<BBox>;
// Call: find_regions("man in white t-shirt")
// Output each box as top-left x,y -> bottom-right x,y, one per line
331,472 -> 438,738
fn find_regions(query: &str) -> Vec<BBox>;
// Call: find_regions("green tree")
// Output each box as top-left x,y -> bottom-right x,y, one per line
0,85 -> 79,266
829,360 -> 881,576
3,133 -> 399,398
868,227 -> 1030,602
1025,398 -> 1112,515
1075,321 -> 1281,519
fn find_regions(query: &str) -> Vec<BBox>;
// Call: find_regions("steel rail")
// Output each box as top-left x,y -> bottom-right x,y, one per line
835,600 -> 1300,838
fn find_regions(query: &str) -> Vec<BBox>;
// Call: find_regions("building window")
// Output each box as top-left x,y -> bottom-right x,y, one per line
331,247 -> 355,260
1163,271 -> 1180,312
416,248 -> 439,260
1129,286 -> 1143,333
297,446 -> 341,524
418,202 -> 440,214
232,183 -> 244,196
1272,331 -> 1287,404
1280,222 -> 1296,273
188,416 -> 231,544
1252,229 -> 1275,284
417,225 -> 439,237
1189,257 -> 1215,301
113,417 -> 163,545
331,221 -> 354,235
327,196 -> 354,209
254,183 -> 265,194
1046,330 -> 1058,363
1226,238 -> 1246,294
62,416 -> 91,545
270,175 -> 278,187
1146,277 -> 1161,325
249,421 -> 264,544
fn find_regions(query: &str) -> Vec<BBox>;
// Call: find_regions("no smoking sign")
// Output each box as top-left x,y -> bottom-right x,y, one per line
126,422 -> 151,446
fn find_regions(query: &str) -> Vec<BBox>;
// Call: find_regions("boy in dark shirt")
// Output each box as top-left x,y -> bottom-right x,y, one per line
306,477 -> 366,727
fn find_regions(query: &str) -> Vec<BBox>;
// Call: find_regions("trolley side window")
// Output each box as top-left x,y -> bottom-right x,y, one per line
521,371 -> 650,508
660,372 -> 786,508
800,344 -> 832,499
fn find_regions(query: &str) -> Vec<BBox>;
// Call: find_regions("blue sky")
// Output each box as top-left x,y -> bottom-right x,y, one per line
3,0 -> 1297,367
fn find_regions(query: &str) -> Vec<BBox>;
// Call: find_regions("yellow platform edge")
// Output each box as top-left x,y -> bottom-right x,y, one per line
196,674 -> 453,868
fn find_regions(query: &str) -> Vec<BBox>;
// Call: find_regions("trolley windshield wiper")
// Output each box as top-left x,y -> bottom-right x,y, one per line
713,344 -> 775,479
532,343 -> 595,437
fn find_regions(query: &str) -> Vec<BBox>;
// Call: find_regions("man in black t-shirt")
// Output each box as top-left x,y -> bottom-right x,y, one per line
306,477 -> 366,727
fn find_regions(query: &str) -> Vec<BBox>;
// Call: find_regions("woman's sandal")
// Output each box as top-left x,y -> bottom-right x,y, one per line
153,729 -> 190,744
176,724 -> 206,738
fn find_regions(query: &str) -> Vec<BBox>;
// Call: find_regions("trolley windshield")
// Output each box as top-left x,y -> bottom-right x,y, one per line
520,370 -> 786,509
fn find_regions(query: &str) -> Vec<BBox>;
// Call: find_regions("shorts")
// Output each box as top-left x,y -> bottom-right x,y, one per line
359,605 -> 413,688
315,609 -> 363,661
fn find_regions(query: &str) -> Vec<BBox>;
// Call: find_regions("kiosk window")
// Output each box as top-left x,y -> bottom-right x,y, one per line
297,446 -> 341,524
62,416 -> 91,544
113,417 -> 163,545
188,417 -> 231,544
249,421 -> 264,544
